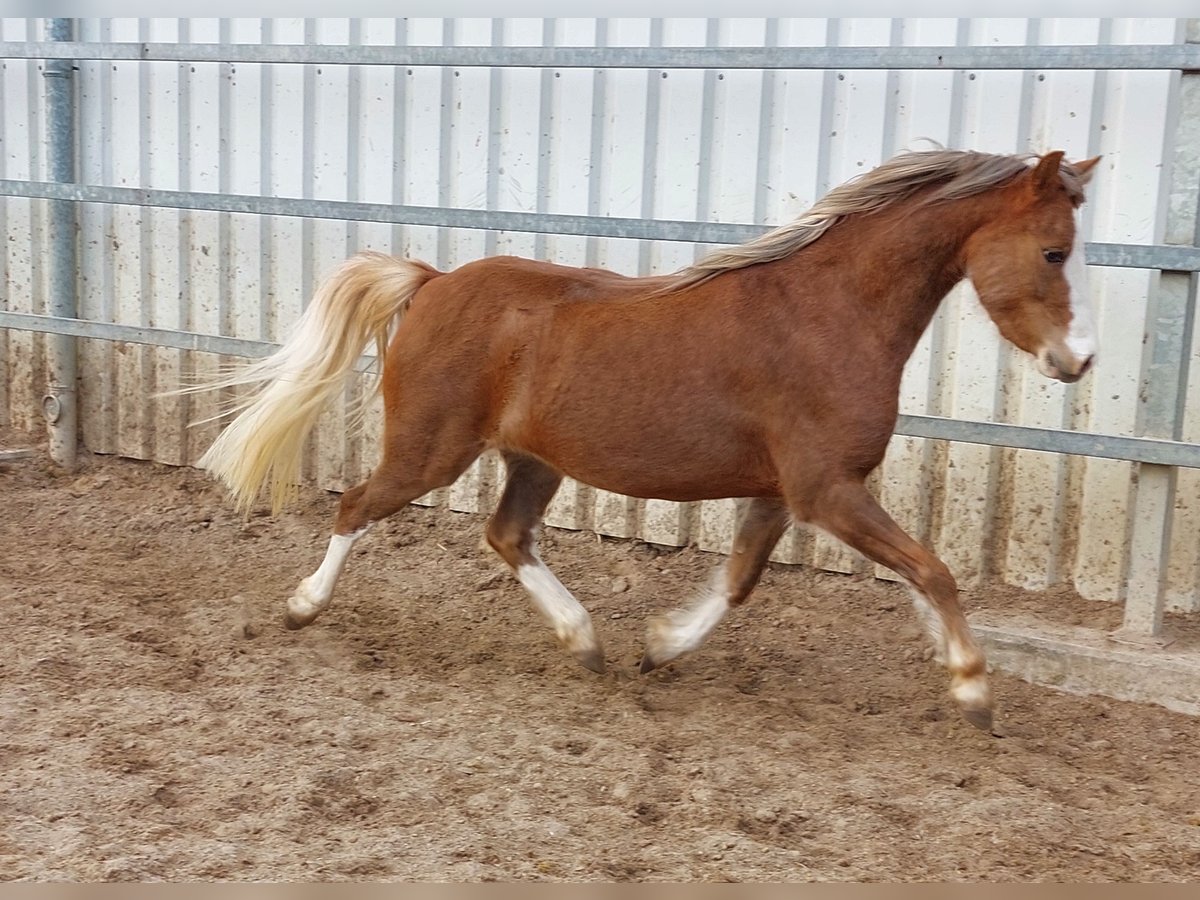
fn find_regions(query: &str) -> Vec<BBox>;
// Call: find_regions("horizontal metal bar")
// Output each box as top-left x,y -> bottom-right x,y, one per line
1083,243 -> 1200,272
0,179 -> 753,244
3,179 -> 1197,272
897,414 -> 1200,469
0,311 -> 280,358
0,311 -> 385,373
1,41 -> 1197,72
4,311 -> 1199,468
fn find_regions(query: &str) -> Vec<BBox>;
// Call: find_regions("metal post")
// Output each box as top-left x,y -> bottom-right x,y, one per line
1115,19 -> 1200,643
42,17 -> 78,469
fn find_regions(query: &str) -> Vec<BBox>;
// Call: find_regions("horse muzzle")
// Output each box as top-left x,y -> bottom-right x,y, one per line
1036,346 -> 1095,384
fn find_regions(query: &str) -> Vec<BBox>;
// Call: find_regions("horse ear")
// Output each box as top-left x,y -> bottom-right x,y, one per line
1031,151 -> 1066,195
1071,155 -> 1102,186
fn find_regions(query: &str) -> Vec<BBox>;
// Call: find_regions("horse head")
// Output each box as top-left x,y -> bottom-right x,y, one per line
964,151 -> 1101,383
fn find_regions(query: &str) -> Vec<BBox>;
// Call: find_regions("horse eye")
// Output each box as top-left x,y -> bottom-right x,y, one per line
1043,249 -> 1066,264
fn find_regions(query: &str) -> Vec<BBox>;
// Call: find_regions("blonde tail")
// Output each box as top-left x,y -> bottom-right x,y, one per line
186,251 -> 440,515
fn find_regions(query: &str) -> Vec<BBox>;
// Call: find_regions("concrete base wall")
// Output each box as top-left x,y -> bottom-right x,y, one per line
972,615 -> 1200,717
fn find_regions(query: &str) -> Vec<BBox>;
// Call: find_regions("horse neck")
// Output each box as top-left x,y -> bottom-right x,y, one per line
780,187 -> 1009,366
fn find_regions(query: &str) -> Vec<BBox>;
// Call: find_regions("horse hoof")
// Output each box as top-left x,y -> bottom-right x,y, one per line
283,611 -> 314,631
961,706 -> 994,732
639,654 -> 661,675
574,646 -> 607,674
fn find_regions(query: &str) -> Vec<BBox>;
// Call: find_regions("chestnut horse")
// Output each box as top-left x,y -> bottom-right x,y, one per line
193,149 -> 1099,730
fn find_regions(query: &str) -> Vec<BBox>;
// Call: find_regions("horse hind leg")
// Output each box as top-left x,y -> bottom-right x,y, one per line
641,498 -> 790,673
284,431 -> 482,630
485,452 -> 605,673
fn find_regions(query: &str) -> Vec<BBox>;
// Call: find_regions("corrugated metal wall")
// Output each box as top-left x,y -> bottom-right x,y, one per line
2,17 -> 1197,612
1,17 -> 47,443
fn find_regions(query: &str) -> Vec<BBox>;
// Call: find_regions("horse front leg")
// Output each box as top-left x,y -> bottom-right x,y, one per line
797,478 -> 993,731
641,498 -> 790,673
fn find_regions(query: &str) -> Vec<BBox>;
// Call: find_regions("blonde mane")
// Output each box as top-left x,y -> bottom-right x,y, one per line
660,149 -> 1087,293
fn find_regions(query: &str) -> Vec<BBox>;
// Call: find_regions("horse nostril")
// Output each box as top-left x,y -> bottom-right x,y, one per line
1078,354 -> 1095,378
1045,349 -> 1063,375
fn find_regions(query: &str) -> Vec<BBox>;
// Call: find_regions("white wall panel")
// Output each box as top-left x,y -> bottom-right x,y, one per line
1072,20 -> 1180,604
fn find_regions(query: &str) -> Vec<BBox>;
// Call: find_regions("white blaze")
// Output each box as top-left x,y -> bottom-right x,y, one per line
1064,210 -> 1096,361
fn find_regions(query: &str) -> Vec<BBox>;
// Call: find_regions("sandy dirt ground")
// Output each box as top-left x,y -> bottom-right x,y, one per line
3,427 -> 1200,882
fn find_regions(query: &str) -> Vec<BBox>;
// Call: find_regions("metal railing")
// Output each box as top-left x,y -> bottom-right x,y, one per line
1,40 -> 1198,70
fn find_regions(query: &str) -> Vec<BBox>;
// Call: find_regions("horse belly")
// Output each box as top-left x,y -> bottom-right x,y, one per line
510,402 -> 778,502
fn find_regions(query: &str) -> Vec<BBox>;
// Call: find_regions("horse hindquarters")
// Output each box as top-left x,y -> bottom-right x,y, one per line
285,290 -> 502,629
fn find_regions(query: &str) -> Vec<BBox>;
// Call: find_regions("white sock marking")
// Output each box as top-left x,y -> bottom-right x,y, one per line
648,572 -> 731,664
945,641 -> 974,673
289,525 -> 371,621
908,588 -> 947,663
907,587 -> 990,711
515,557 -> 597,655
951,676 -> 991,710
